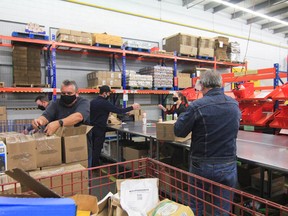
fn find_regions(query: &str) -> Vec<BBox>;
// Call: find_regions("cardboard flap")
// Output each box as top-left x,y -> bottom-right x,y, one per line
56,125 -> 93,137
5,168 -> 61,198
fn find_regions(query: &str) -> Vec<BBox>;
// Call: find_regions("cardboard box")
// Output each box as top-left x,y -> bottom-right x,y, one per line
70,30 -> 82,37
0,106 -> 7,115
81,32 -> 92,38
214,36 -> 229,47
0,114 -> 7,121
251,171 -> 285,196
198,47 -> 214,57
35,135 -> 62,168
76,36 -> 92,45
178,73 -> 191,89
198,37 -> 215,49
0,134 -> 37,171
102,140 -> 118,160
28,163 -> 88,197
156,120 -> 191,142
92,33 -> 122,46
56,125 -> 91,163
56,28 -> 71,37
123,145 -> 148,168
164,33 -> 198,47
237,164 -> 260,187
56,34 -> 76,43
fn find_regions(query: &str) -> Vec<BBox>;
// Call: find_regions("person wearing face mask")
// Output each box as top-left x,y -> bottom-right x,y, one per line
35,95 -> 50,111
32,80 -> 90,136
90,85 -> 141,167
174,70 -> 241,216
158,92 -> 188,119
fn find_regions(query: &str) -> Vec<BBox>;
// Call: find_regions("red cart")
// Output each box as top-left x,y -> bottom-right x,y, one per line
1,158 -> 288,216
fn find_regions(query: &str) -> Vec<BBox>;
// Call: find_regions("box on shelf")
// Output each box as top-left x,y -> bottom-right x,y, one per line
56,28 -> 71,37
75,36 -> 92,46
163,33 -> 199,56
177,73 -> 191,89
0,107 -> 7,121
214,36 -> 229,48
198,37 -> 215,49
156,120 -> 191,142
55,125 -> 92,163
70,30 -> 82,37
198,47 -> 214,57
92,33 -> 122,46
56,34 -> 76,43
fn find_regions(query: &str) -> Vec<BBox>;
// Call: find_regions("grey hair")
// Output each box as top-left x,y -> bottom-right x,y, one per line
62,80 -> 79,92
200,70 -> 222,88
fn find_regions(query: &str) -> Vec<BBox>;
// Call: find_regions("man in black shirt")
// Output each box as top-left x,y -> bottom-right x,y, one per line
90,85 -> 140,167
32,80 -> 90,135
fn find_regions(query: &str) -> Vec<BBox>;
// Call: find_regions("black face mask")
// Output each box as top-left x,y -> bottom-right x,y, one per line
60,95 -> 77,105
37,105 -> 45,111
172,97 -> 179,102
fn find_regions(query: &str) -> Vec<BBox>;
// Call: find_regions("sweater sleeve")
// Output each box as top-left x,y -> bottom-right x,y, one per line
106,101 -> 133,114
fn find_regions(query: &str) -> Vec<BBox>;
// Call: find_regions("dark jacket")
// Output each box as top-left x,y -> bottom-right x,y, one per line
174,88 -> 241,163
90,96 -> 133,131
165,102 -> 188,117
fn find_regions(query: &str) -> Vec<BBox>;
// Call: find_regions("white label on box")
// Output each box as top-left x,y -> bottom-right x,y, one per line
219,41 -> 224,48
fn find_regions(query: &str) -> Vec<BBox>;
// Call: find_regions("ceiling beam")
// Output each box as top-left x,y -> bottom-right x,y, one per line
213,0 -> 243,14
182,0 -> 197,7
273,26 -> 288,34
247,6 -> 288,25
262,17 -> 288,29
204,2 -> 219,11
231,0 -> 284,19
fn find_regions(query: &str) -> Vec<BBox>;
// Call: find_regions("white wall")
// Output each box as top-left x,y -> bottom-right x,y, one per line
0,0 -> 287,71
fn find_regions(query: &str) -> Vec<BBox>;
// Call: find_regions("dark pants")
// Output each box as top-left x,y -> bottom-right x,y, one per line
91,128 -> 106,167
189,160 -> 237,216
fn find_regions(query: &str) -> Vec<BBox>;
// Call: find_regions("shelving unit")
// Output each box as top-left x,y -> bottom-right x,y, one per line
0,34 -> 246,97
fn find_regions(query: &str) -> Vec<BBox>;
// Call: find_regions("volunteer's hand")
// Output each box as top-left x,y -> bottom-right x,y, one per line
44,120 -> 60,136
32,118 -> 45,129
158,104 -> 166,112
132,103 -> 141,110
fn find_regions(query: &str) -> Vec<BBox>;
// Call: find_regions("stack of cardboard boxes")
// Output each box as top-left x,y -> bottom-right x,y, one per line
163,33 -> 198,56
228,41 -> 241,62
87,71 -> 122,88
139,66 -> 173,89
126,70 -> 153,89
214,36 -> 229,61
56,29 -> 92,46
197,37 -> 215,58
12,46 -> 41,85
0,106 -> 7,121
12,46 -> 28,84
92,33 -> 122,47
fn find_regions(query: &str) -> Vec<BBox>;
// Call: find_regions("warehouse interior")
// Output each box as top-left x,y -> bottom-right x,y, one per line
0,0 -> 288,215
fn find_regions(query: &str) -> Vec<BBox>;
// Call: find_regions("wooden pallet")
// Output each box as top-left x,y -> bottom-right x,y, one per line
151,50 -> 174,56
177,53 -> 197,58
13,83 -> 50,88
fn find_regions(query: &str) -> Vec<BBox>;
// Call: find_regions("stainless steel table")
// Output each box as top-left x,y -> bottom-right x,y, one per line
108,122 -> 288,197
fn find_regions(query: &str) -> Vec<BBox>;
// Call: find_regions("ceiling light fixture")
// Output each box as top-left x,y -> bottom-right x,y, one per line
211,0 -> 288,26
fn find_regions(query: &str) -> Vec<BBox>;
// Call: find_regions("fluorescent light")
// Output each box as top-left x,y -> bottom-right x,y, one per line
211,0 -> 288,26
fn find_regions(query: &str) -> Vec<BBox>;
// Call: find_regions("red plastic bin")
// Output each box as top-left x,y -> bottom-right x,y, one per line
233,82 -> 254,99
241,106 -> 263,124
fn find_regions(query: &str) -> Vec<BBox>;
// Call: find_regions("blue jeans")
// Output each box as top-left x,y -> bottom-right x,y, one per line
189,160 -> 237,216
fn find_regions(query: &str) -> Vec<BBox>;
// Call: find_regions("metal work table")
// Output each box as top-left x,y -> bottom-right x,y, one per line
108,122 -> 288,172
108,122 -> 288,197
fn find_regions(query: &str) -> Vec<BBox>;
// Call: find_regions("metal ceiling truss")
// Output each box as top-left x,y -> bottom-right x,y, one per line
182,0 -> 288,38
